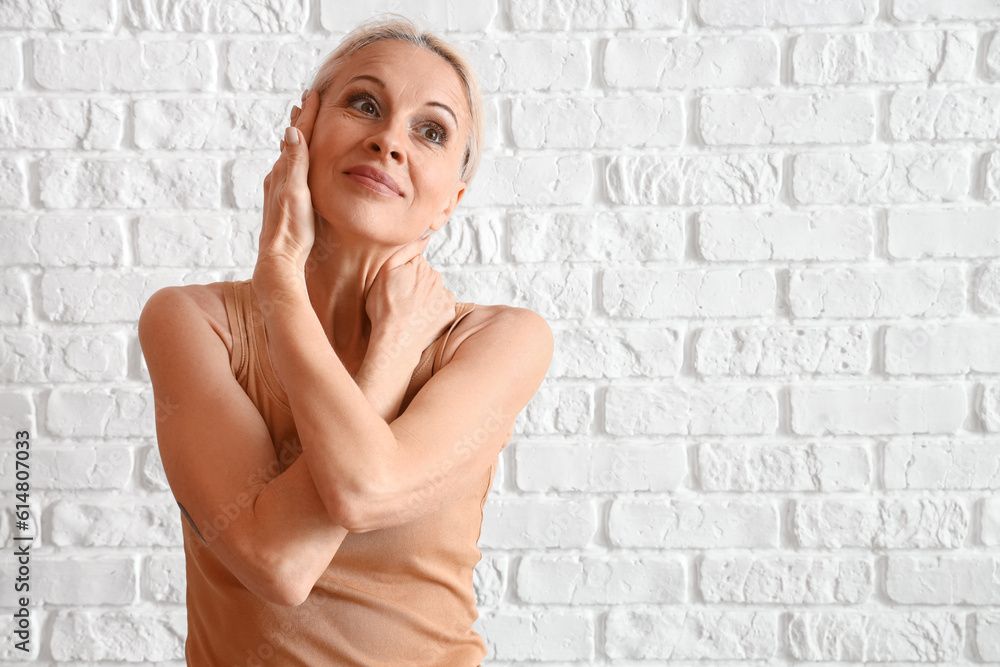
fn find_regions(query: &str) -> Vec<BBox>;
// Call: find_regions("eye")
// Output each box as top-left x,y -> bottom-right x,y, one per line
419,123 -> 447,145
347,93 -> 378,116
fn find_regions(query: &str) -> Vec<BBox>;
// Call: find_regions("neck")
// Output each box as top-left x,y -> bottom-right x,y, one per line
302,215 -> 401,371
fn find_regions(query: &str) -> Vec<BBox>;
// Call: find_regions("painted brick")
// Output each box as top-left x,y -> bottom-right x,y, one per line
794,498 -> 968,548
609,499 -> 778,547
462,154 -> 593,207
890,89 -> 1000,140
515,384 -> 592,436
511,96 -> 684,149
603,268 -> 776,318
0,39 -> 22,90
605,36 -> 778,89
126,0 -> 307,32
0,159 -> 26,208
887,208 -> 1000,258
699,554 -> 873,603
35,558 -> 135,604
50,610 -> 186,661
887,556 -> 1000,604
510,210 -> 684,262
509,0 -> 683,29
39,158 -> 220,209
478,611 -> 594,661
0,0 -> 115,30
517,555 -> 685,604
699,441 -> 870,491
50,499 -> 183,547
788,612 -> 962,662
479,499 -> 597,548
134,98 -> 288,149
34,39 -> 216,91
792,30 -> 976,84
987,151 -> 1000,201
977,612 -> 1000,661
981,498 -> 1000,545
515,442 -> 686,492
607,154 -> 781,205
0,272 -> 30,325
321,0 -> 497,32
700,92 -> 874,145
885,440 -> 1000,489
142,554 -> 186,604
550,326 -> 682,378
606,610 -> 778,660
0,99 -> 123,149
697,0 -> 877,26
606,385 -> 778,435
988,31 -> 1000,79
137,215 -> 237,267
790,384 -> 967,435
886,323 -> 1000,374
35,215 -> 126,266
226,40 -> 328,91
793,151 -> 970,204
788,266 -> 965,318
892,0 -> 1000,21
694,325 -> 870,376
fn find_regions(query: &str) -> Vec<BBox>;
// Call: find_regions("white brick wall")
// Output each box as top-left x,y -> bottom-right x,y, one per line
3,0 -> 1000,664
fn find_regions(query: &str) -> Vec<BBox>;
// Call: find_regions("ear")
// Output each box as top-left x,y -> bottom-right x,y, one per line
431,180 -> 466,232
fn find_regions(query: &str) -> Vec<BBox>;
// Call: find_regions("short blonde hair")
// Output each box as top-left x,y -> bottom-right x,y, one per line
309,15 -> 485,185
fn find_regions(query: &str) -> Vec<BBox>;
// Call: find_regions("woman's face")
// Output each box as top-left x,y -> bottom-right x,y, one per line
307,40 -> 470,245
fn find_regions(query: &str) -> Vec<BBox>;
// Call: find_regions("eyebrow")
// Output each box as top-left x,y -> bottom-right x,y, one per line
346,74 -> 459,126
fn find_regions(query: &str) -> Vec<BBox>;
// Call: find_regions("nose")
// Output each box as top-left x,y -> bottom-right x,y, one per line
366,120 -> 406,163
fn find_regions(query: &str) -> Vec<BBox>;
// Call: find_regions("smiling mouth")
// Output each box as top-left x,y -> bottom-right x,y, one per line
344,166 -> 403,197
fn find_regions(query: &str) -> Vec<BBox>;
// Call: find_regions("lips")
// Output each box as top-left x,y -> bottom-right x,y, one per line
344,165 -> 403,197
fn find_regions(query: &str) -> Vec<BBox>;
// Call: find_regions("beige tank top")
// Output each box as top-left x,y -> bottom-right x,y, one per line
181,279 -> 500,666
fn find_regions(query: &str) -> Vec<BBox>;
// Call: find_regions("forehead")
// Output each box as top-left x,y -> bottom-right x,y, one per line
332,41 -> 468,117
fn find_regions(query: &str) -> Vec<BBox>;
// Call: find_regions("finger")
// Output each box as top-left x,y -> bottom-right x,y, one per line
283,125 -> 309,186
367,236 -> 431,297
296,88 -> 320,146
291,105 -> 300,124
384,235 -> 432,271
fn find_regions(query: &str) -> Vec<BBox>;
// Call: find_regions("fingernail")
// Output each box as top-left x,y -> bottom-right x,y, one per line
291,106 -> 300,121
285,126 -> 299,146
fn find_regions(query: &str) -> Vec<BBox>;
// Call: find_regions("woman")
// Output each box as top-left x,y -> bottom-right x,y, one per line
138,16 -> 553,666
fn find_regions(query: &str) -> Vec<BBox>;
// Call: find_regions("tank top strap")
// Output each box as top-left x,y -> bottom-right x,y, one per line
432,302 -> 476,376
222,280 -> 248,380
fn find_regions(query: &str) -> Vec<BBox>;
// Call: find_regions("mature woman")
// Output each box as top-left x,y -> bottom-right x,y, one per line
138,16 -> 553,666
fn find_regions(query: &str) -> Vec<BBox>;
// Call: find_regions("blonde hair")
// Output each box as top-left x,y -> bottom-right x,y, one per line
309,15 -> 485,185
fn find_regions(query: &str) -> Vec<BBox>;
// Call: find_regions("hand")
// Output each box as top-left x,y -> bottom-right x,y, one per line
253,88 -> 321,282
365,235 -> 457,353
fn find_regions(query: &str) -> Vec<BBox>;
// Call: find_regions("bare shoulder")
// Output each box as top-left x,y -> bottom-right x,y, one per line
437,303 -> 553,373
139,281 -> 235,358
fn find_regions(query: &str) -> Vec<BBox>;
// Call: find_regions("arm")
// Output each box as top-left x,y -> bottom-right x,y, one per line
254,264 -> 553,533
138,286 -> 426,606
353,326 -> 423,422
